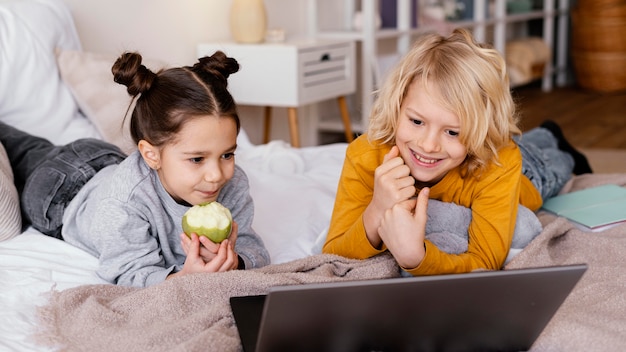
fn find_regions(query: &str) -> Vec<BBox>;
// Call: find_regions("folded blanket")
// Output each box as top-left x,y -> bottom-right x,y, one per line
35,174 -> 626,352
36,253 -> 401,352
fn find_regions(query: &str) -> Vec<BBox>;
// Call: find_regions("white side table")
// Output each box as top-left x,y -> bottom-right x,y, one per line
197,39 -> 356,147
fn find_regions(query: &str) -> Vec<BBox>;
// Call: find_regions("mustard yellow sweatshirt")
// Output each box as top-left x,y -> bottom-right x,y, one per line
323,134 -> 542,275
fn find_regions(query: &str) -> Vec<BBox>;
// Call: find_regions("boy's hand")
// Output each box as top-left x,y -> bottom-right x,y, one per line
373,146 -> 416,211
378,187 -> 429,269
363,146 -> 416,248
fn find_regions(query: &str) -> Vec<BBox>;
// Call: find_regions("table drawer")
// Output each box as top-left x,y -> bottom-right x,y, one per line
299,42 -> 355,105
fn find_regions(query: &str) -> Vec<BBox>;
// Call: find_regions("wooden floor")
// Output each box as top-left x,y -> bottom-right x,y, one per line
513,83 -> 626,150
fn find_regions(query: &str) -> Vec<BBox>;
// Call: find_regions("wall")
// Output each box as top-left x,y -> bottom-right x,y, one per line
61,0 -> 318,145
62,0 -> 310,65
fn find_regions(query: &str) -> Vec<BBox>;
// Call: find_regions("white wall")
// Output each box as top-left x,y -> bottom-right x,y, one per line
60,0 -> 340,146
62,0 -> 311,65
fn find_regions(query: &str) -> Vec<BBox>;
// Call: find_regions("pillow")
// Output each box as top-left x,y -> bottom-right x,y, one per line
0,143 -> 22,242
55,50 -> 167,155
0,0 -> 83,145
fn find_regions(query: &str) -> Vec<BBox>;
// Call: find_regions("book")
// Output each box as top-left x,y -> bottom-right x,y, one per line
541,184 -> 626,232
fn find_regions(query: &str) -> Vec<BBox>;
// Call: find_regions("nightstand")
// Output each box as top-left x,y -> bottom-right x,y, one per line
197,39 -> 356,147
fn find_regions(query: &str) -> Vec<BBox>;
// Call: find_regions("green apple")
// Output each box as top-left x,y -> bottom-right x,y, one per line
182,201 -> 232,243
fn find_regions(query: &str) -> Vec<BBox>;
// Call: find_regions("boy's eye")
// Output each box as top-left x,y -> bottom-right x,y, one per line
190,157 -> 203,164
222,152 -> 235,160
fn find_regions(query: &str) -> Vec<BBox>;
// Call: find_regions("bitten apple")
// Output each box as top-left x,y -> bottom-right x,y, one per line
182,201 -> 232,243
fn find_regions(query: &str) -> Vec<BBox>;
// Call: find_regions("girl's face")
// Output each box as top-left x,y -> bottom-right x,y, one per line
154,116 -> 238,206
395,80 -> 468,186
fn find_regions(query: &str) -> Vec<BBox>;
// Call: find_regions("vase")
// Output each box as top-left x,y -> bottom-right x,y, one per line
230,0 -> 267,43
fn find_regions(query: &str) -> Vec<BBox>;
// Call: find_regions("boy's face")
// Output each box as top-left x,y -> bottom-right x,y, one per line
153,116 -> 237,206
395,80 -> 467,186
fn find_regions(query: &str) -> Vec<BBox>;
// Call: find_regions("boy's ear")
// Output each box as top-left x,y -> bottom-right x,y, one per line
138,140 -> 161,170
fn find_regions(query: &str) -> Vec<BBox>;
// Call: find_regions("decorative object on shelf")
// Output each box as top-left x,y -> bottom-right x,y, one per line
265,28 -> 285,43
507,0 -> 533,14
506,37 -> 550,86
420,0 -> 468,21
352,11 -> 382,30
571,0 -> 626,93
380,0 -> 418,28
418,0 -> 457,35
229,0 -> 267,44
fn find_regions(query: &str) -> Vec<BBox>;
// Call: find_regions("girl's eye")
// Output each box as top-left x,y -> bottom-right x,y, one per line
190,157 -> 204,164
447,130 -> 460,137
222,152 -> 235,160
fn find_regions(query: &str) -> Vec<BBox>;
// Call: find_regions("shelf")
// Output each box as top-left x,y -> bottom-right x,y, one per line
309,0 -> 572,139
317,27 -> 428,41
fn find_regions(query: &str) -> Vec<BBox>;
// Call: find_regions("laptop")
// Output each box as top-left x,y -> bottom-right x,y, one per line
230,264 -> 587,352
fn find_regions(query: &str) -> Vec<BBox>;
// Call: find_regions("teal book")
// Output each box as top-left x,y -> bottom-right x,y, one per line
541,184 -> 626,231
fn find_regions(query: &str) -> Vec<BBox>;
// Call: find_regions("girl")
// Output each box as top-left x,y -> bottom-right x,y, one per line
322,29 -> 591,275
0,51 -> 270,287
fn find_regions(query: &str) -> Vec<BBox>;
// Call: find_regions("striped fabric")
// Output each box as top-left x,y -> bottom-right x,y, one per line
0,143 -> 21,241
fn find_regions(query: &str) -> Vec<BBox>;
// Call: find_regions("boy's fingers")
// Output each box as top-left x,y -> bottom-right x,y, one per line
383,145 -> 399,162
414,187 -> 430,225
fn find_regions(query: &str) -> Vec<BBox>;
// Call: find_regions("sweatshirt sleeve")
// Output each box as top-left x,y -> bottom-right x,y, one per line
90,199 -> 177,287
323,137 -> 388,258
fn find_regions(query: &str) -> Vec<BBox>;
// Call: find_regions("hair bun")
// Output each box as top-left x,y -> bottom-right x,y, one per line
194,51 -> 240,87
112,52 -> 157,96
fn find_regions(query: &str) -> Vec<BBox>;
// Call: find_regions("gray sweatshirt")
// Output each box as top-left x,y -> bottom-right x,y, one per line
62,151 -> 270,287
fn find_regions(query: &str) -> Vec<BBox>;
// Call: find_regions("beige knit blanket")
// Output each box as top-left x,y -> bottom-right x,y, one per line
36,174 -> 626,352
505,173 -> 626,351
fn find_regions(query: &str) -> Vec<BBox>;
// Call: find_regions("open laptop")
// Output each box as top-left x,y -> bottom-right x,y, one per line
230,264 -> 587,352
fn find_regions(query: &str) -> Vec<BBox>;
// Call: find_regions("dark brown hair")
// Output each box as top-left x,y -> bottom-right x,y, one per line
112,51 -> 241,147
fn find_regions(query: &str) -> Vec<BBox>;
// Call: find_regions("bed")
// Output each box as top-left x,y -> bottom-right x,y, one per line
1,1 -> 625,351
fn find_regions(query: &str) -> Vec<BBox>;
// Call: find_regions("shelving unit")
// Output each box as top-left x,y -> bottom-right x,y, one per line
307,0 -> 571,136
452,0 -> 571,92
307,0 -> 422,134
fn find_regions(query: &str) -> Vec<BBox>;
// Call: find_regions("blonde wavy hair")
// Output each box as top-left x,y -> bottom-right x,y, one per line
367,28 -> 521,176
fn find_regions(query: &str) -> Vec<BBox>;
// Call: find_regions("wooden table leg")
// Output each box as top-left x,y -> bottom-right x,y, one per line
263,106 -> 272,144
287,107 -> 300,148
337,96 -> 354,143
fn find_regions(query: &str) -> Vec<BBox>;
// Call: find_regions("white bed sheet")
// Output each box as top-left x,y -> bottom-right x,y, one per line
0,229 -> 106,352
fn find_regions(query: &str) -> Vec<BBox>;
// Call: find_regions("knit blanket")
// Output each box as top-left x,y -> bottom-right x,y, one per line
35,174 -> 626,352
505,173 -> 626,351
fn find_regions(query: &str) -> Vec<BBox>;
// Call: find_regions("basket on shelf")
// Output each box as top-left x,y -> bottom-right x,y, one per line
571,0 -> 626,92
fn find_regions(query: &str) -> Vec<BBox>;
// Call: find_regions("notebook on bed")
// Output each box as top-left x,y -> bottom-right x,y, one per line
230,264 -> 587,352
